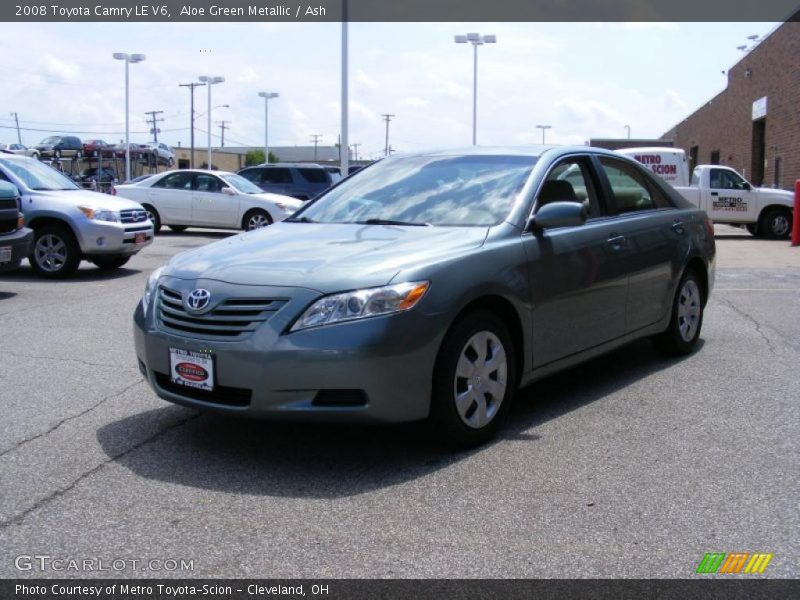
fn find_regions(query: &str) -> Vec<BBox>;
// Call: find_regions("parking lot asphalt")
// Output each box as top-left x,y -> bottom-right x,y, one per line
0,224 -> 797,579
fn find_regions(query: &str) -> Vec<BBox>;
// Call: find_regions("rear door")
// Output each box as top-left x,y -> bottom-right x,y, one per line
595,156 -> 687,333
523,154 -> 629,367
706,168 -> 758,224
191,173 -> 239,228
147,171 -> 194,224
260,167 -> 293,196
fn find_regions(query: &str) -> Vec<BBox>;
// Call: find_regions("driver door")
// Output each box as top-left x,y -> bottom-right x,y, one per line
191,173 -> 239,228
707,168 -> 757,223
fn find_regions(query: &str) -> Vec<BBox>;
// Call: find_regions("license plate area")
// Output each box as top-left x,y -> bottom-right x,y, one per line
169,348 -> 214,392
134,232 -> 146,244
0,246 -> 11,263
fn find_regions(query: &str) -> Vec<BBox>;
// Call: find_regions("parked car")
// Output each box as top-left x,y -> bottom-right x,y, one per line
0,154 -> 153,277
83,139 -> 112,158
0,180 -> 33,272
112,142 -> 143,158
34,136 -> 83,159
112,169 -> 303,233
237,163 -> 336,200
1,143 -> 40,159
134,147 -> 716,446
76,167 -> 118,191
139,142 -> 175,167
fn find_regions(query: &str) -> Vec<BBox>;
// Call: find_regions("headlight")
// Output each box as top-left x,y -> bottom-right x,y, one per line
291,281 -> 430,332
142,266 -> 165,313
275,202 -> 296,212
79,206 -> 120,222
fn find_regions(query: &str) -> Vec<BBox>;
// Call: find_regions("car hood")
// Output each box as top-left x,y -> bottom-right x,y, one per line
27,188 -> 145,211
756,187 -> 794,204
165,222 -> 490,292
246,192 -> 303,208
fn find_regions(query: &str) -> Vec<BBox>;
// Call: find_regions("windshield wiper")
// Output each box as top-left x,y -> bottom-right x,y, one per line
357,218 -> 432,227
284,215 -> 316,223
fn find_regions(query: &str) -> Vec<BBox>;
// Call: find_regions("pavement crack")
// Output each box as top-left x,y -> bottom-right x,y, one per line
5,352 -> 139,370
0,411 -> 201,530
0,380 -> 144,459
715,294 -> 781,356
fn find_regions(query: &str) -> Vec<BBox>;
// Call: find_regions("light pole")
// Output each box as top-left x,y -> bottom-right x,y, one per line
624,125 -> 631,139
536,124 -> 552,144
198,75 -> 224,169
258,92 -> 279,164
454,32 -> 496,146
113,52 -> 146,182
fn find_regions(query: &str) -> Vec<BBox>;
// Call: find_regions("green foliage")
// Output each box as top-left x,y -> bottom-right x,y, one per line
245,150 -> 280,166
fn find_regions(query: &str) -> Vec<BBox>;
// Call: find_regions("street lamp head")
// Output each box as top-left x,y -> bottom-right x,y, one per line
454,35 -> 467,43
259,92 -> 279,99
130,53 -> 146,63
466,32 -> 480,42
199,75 -> 225,84
112,52 -> 127,60
483,35 -> 497,44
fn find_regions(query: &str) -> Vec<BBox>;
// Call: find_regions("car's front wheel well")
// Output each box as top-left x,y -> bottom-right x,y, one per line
26,216 -> 79,242
451,295 -> 525,380
683,257 -> 708,306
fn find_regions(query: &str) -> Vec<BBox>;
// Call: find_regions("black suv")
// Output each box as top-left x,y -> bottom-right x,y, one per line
0,181 -> 33,272
35,136 -> 83,159
237,163 -> 335,200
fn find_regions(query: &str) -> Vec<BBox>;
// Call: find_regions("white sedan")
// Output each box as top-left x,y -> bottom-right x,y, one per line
112,169 -> 304,233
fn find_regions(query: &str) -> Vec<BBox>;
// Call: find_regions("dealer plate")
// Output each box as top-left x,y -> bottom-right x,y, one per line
169,348 -> 214,392
0,246 -> 11,263
134,232 -> 147,244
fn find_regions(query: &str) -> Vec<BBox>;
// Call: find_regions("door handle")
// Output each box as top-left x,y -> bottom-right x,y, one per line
607,235 -> 627,249
672,220 -> 685,235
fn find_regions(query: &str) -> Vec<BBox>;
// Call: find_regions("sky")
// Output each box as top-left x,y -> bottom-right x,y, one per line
0,21 -> 780,160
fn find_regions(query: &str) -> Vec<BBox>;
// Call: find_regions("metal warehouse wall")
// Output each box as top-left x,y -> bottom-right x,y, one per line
661,20 -> 800,190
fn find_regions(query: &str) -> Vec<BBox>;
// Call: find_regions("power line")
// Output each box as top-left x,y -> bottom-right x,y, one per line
179,82 -> 204,168
309,134 -> 323,161
381,114 -> 395,157
0,124 -> 188,135
217,120 -> 231,148
144,110 -> 164,143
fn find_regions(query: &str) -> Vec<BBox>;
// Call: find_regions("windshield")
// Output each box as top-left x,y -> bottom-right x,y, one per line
294,154 -> 536,226
0,157 -> 80,191
40,136 -> 59,145
224,173 -> 266,194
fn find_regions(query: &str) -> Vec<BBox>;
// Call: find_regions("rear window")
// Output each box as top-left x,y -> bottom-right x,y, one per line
298,168 -> 328,184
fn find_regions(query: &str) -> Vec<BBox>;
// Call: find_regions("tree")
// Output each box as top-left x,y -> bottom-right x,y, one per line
245,150 -> 279,166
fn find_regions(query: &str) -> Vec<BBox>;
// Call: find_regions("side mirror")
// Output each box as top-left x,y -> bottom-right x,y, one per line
742,182 -> 752,191
527,201 -> 588,232
221,186 -> 235,196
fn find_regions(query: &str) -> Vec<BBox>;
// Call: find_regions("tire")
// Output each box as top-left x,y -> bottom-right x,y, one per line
431,310 -> 517,448
745,223 -> 759,237
90,255 -> 131,270
759,207 -> 792,240
142,204 -> 162,234
30,224 -> 81,279
652,269 -> 704,356
169,225 -> 187,233
242,209 -> 273,231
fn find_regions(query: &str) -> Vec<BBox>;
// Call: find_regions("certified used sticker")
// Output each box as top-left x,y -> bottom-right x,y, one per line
169,348 -> 214,391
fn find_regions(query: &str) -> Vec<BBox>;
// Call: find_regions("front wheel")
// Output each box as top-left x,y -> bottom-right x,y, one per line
242,209 -> 273,231
30,224 -> 81,278
90,255 -> 131,270
759,208 -> 792,240
652,269 -> 704,356
431,311 -> 517,448
168,225 -> 187,233
745,223 -> 759,237
142,204 -> 162,234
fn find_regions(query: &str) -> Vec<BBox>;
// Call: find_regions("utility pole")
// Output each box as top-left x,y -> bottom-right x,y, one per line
10,112 -> 21,144
309,134 -> 322,162
381,114 -> 394,157
144,110 -> 164,142
217,121 -> 230,148
350,143 -> 360,161
179,82 -> 205,168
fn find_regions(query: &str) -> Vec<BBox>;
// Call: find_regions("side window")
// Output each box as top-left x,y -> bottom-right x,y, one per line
298,168 -> 328,184
691,167 -> 701,186
710,169 -> 747,190
152,172 -> 193,189
194,174 -> 224,192
536,159 -> 601,218
238,169 -> 259,183
262,168 -> 293,184
598,157 -> 668,213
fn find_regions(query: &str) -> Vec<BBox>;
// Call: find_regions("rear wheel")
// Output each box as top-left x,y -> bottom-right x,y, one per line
745,223 -> 759,237
90,255 -> 131,270
242,209 -> 273,231
142,204 -> 161,234
431,311 -> 517,448
759,208 -> 792,240
168,225 -> 188,233
30,224 -> 81,278
652,269 -> 704,356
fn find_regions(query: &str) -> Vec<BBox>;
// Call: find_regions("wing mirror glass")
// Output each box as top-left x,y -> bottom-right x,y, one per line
527,201 -> 588,232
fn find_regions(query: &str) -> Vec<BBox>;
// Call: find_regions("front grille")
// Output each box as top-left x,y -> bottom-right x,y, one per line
0,217 -> 17,234
154,372 -> 251,407
120,208 -> 148,223
124,225 -> 151,233
157,285 -> 286,339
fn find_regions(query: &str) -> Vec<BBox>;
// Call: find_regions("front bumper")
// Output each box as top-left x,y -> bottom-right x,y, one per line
0,227 -> 33,271
75,220 -> 154,256
133,285 -> 447,423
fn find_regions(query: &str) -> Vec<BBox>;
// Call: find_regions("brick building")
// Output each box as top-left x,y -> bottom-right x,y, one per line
661,20 -> 799,190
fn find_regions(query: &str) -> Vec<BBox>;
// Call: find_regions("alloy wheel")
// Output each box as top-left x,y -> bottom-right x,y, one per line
34,234 -> 68,273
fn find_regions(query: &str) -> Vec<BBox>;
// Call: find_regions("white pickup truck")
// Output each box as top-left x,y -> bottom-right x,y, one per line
675,165 -> 794,239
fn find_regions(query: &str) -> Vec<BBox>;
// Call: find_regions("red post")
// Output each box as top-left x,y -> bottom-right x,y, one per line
793,180 -> 800,246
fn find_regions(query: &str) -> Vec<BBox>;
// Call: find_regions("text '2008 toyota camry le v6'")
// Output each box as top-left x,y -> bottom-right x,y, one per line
133,147 -> 715,446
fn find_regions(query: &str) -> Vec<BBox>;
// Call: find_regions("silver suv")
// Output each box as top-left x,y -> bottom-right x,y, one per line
0,155 -> 154,278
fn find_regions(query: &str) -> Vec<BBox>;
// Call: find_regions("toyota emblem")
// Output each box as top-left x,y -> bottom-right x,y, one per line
186,289 -> 211,311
